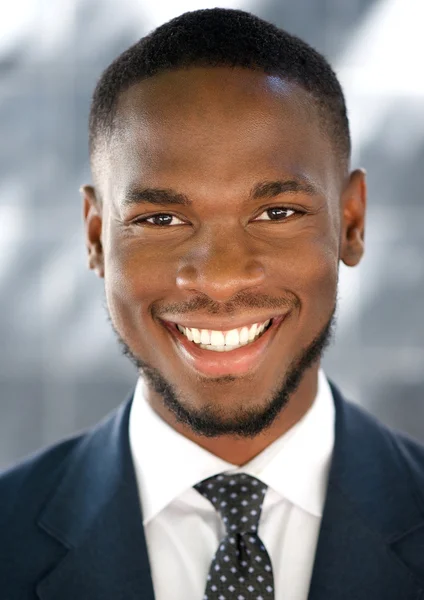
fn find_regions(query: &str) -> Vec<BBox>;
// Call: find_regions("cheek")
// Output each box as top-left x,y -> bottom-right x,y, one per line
304,243 -> 339,308
104,235 -> 173,321
271,221 -> 338,278
269,229 -> 339,319
296,237 -> 339,331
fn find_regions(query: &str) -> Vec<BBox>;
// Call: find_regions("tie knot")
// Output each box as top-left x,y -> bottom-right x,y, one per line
194,472 -> 268,534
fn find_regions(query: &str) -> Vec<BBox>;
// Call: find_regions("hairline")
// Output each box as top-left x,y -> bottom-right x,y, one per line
90,64 -> 350,195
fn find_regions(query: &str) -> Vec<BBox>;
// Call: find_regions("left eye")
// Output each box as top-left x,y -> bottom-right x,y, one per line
255,207 -> 296,221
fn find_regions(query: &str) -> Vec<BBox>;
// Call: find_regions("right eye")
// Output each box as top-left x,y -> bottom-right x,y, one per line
133,213 -> 185,227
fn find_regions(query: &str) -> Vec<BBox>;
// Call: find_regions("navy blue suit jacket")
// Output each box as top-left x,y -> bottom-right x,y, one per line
2,381 -> 424,599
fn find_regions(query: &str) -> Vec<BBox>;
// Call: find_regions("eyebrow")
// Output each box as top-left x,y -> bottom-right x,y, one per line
122,178 -> 319,208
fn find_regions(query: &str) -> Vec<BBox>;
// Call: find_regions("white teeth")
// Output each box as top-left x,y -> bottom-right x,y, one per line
199,344 -> 226,351
248,323 -> 258,341
224,329 -> 239,346
200,330 -> 210,345
224,345 -> 239,352
191,328 -> 201,343
177,318 -> 272,351
239,326 -> 249,344
210,330 -> 225,346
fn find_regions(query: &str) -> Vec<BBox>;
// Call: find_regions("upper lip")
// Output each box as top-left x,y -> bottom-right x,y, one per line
160,312 -> 285,331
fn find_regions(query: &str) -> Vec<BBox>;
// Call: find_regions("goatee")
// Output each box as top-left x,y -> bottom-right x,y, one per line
105,299 -> 337,438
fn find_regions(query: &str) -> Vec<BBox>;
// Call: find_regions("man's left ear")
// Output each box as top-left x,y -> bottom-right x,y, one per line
339,168 -> 367,267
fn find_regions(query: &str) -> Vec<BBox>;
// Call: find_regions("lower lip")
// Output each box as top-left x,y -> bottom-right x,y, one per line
161,315 -> 286,377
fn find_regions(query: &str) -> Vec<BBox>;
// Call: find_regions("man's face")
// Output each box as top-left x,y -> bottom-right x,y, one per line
84,67 -> 365,440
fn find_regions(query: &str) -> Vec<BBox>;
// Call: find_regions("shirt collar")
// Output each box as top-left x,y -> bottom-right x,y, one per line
129,369 -> 335,524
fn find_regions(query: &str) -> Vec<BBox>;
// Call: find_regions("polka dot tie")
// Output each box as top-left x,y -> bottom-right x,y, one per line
194,472 -> 275,600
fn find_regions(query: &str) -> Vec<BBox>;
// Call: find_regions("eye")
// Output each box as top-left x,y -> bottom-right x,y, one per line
133,213 -> 185,227
255,207 -> 298,221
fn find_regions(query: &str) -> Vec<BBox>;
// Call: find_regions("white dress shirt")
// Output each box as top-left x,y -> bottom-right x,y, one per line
129,369 -> 335,600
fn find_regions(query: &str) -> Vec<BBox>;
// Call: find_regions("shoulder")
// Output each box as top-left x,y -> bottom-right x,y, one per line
0,397 -> 132,541
0,433 -> 85,520
385,421 -> 424,487
0,399 -> 132,598
348,391 -> 424,465
0,433 -> 87,596
331,379 -> 424,500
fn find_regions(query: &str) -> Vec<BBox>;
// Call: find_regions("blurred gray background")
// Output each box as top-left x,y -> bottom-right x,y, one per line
1,0 -> 423,470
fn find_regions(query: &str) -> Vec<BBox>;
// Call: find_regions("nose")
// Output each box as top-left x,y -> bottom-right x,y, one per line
175,230 -> 266,303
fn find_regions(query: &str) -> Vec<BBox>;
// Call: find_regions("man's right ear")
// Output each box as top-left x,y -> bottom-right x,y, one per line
81,185 -> 104,279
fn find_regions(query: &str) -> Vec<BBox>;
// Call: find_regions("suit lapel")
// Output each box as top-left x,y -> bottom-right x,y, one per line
36,398 -> 155,600
308,382 -> 424,600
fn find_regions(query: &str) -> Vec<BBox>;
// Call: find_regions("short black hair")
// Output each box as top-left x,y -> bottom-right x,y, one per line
89,8 -> 350,178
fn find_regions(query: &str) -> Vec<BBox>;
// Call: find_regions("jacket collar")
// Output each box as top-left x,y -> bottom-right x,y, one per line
36,382 -> 424,600
36,397 -> 155,600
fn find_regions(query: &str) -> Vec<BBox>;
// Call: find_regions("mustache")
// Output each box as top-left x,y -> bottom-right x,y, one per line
155,293 -> 298,318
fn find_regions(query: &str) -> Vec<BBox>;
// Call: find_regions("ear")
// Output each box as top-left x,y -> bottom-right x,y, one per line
81,184 -> 104,278
339,168 -> 367,267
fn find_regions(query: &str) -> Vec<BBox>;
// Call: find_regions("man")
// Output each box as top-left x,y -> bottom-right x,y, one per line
1,7 -> 424,599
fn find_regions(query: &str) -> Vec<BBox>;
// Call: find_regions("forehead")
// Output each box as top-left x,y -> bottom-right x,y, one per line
106,67 -> 339,200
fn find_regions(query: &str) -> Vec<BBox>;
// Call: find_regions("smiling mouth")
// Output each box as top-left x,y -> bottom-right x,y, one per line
160,314 -> 287,377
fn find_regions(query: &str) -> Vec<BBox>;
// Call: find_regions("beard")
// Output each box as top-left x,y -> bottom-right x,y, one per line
105,297 -> 337,439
